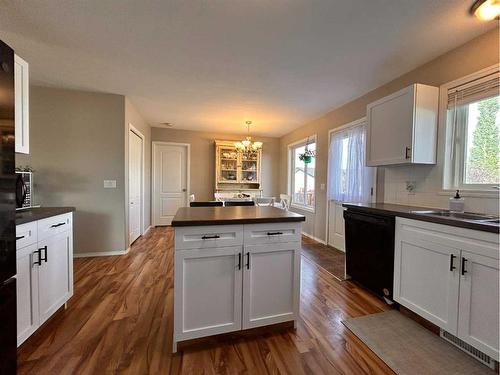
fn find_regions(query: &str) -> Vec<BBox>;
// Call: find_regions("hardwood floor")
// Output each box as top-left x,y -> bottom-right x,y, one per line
18,227 -> 394,375
301,235 -> 346,280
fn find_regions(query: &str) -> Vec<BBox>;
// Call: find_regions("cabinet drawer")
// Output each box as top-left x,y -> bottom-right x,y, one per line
243,222 -> 301,245
16,222 -> 37,249
175,225 -> 243,250
37,213 -> 72,241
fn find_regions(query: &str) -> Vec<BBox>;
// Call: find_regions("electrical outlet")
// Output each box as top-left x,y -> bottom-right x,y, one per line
320,183 -> 325,191
104,180 -> 117,188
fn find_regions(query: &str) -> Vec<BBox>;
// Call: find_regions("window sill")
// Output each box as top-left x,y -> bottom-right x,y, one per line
438,190 -> 500,198
291,203 -> 315,213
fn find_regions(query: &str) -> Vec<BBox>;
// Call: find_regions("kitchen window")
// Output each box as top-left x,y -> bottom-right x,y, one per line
288,137 -> 316,211
443,67 -> 499,191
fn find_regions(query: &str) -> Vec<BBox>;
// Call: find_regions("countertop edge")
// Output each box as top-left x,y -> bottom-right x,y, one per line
343,203 -> 499,234
172,216 -> 306,227
16,207 -> 76,225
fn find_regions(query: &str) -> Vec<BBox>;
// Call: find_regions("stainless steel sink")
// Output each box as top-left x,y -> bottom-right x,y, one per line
411,210 -> 499,222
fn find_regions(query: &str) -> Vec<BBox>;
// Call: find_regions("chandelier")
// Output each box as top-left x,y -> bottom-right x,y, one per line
234,121 -> 263,157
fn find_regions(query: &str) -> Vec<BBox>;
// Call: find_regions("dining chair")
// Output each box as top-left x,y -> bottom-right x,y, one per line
224,201 -> 255,207
190,201 -> 223,207
254,197 -> 275,207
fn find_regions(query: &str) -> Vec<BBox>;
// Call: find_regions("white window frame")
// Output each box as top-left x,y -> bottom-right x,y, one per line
287,135 -> 317,213
441,64 -> 500,194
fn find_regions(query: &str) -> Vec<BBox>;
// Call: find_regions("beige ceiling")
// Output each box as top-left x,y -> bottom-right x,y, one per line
0,0 -> 495,137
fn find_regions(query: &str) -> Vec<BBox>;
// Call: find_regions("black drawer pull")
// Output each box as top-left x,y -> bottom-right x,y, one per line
237,253 -> 241,270
50,222 -> 66,228
39,246 -> 48,263
461,257 -> 467,275
201,235 -> 220,240
16,236 -> 25,240
246,252 -> 250,270
449,254 -> 456,271
267,232 -> 283,236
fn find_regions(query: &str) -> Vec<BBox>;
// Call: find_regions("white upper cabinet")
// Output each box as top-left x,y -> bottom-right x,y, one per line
14,54 -> 29,154
366,84 -> 438,166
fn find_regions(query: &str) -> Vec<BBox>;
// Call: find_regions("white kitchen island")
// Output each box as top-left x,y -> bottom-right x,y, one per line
171,206 -> 305,352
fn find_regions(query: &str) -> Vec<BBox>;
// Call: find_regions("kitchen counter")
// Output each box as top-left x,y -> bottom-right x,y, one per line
171,206 -> 305,227
342,203 -> 499,233
172,205 -> 303,352
16,207 -> 76,225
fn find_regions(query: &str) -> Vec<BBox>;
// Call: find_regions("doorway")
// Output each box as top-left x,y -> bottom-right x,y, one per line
152,142 -> 190,226
326,118 -> 377,251
128,126 -> 144,245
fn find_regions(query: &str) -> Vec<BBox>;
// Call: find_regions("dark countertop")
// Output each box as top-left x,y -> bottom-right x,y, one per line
342,203 -> 499,234
16,207 -> 75,225
172,206 -> 306,227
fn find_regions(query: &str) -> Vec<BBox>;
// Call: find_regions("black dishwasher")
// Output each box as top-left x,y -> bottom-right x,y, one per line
343,209 -> 395,300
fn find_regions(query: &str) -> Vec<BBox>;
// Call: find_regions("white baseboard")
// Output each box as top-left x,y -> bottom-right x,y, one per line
143,226 -> 152,235
74,247 -> 130,258
301,232 -> 327,245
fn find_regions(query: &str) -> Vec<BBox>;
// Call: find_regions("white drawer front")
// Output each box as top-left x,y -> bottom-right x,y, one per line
37,213 -> 73,241
16,222 -> 37,250
243,222 -> 301,245
175,225 -> 243,250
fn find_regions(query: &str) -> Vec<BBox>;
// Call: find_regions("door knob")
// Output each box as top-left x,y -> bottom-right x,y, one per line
182,188 -> 187,192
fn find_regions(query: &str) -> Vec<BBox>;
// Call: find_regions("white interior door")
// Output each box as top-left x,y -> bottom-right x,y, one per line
129,130 -> 143,244
328,201 -> 346,251
153,143 -> 188,226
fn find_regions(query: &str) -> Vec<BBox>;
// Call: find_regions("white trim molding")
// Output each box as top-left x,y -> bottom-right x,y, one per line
301,231 -> 326,245
74,247 -> 131,258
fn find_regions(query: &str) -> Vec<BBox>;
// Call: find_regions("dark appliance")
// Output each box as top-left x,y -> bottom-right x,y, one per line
344,209 -> 395,301
0,39 -> 17,374
15,171 -> 32,209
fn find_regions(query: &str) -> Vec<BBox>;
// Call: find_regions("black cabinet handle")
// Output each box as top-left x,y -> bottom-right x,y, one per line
39,246 -> 48,263
201,235 -> 220,240
461,257 -> 467,275
237,253 -> 241,270
267,232 -> 283,236
50,222 -> 66,228
246,252 -> 250,270
449,254 -> 456,271
405,146 -> 411,159
16,236 -> 25,240
33,249 -> 42,266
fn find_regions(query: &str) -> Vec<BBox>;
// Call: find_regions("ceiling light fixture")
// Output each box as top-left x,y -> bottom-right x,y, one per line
234,121 -> 262,157
470,0 -> 500,21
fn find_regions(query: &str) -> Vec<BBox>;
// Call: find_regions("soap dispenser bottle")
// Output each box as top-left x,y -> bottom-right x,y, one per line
449,190 -> 465,213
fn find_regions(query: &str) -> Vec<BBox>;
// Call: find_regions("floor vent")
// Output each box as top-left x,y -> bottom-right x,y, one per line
440,330 -> 496,369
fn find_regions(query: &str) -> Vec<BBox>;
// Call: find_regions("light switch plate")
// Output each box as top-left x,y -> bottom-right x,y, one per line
320,183 -> 325,191
104,180 -> 117,188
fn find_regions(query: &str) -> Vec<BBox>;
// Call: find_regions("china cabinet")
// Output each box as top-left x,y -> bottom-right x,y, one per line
215,140 -> 262,196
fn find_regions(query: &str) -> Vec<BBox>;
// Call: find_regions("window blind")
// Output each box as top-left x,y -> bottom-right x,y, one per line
447,71 -> 499,108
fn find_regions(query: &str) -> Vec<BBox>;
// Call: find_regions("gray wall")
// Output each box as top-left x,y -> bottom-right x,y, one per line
16,86 -> 128,255
125,98 -> 152,240
151,128 -> 281,200
279,27 -> 499,241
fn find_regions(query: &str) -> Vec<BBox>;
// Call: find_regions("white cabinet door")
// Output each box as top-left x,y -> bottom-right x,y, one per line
37,231 -> 73,325
14,54 -> 29,154
394,233 -> 460,333
367,85 -> 414,166
16,243 -> 39,346
174,246 -> 242,342
242,242 -> 300,329
458,251 -> 499,360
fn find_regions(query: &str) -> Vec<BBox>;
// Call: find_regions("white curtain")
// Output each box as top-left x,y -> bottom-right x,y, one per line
328,124 -> 374,203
